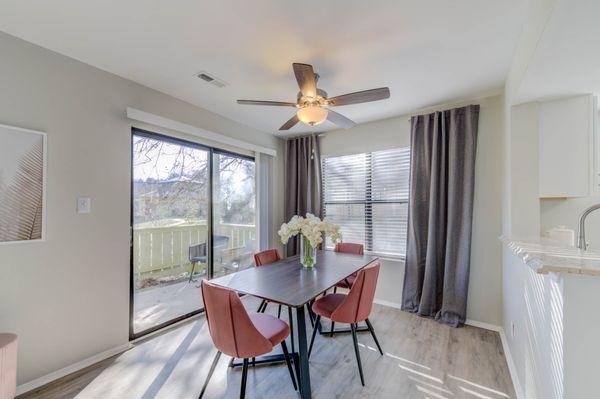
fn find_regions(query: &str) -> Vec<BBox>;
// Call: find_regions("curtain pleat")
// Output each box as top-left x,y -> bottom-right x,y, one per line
401,105 -> 479,327
284,135 -> 322,256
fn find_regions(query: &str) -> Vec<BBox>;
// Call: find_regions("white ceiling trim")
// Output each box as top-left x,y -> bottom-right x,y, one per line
126,107 -> 277,157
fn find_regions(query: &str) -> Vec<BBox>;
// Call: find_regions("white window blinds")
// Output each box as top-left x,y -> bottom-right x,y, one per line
322,147 -> 411,257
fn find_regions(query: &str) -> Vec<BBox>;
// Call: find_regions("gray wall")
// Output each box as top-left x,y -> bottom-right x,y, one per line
320,95 -> 505,326
0,31 -> 284,385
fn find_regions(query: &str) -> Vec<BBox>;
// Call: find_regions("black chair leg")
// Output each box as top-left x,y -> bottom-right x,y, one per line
256,299 -> 266,313
365,318 -> 383,355
189,262 -> 197,283
307,303 -> 315,328
288,306 -> 295,353
350,324 -> 365,386
198,350 -> 221,399
330,321 -> 335,337
277,304 -> 282,318
281,341 -> 298,391
308,315 -> 321,359
240,358 -> 249,399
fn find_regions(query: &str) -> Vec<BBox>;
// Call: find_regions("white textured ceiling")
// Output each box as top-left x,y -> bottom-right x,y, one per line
516,0 -> 600,104
0,0 -> 526,136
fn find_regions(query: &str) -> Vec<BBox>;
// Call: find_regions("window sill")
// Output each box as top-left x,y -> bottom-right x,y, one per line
369,253 -> 406,262
324,248 -> 405,262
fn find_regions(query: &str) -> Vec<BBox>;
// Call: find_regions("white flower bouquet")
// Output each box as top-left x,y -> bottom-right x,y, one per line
278,213 -> 341,268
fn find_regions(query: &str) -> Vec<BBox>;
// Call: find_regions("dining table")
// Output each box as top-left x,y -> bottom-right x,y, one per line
210,249 -> 378,399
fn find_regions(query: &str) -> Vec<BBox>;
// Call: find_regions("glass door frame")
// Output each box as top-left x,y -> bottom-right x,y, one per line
129,127 -> 255,340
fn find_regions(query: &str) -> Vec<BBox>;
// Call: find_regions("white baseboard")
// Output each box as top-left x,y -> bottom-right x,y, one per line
373,298 -> 402,309
498,328 -> 524,399
16,343 -> 132,396
465,318 -> 503,332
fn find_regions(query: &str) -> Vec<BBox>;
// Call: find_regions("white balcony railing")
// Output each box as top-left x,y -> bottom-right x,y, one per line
132,220 -> 256,279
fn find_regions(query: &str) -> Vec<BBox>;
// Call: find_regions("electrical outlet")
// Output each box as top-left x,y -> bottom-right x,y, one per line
77,197 -> 91,214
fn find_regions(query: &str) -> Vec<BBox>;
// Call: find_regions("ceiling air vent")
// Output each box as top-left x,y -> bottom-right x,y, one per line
195,71 -> 228,88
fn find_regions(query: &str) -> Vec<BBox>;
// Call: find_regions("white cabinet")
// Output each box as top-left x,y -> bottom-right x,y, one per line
539,94 -> 597,198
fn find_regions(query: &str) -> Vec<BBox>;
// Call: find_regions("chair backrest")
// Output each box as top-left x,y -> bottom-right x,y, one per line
214,235 -> 230,248
201,280 -> 272,358
331,262 -> 380,324
334,242 -> 364,255
189,243 -> 206,261
254,249 -> 282,266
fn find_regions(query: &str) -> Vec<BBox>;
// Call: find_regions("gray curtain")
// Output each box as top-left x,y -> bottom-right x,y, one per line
284,134 -> 322,256
401,104 -> 480,327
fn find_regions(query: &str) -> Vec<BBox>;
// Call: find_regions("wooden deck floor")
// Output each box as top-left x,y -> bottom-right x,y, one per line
133,279 -> 204,333
19,296 -> 515,399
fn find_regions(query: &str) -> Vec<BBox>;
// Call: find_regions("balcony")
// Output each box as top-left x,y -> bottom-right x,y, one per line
132,219 -> 256,333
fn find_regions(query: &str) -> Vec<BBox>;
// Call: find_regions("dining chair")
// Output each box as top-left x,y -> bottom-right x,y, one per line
199,280 -> 297,399
253,249 -> 298,354
0,333 -> 17,399
333,242 -> 364,291
317,242 -> 366,337
254,249 -> 283,314
308,262 -> 383,386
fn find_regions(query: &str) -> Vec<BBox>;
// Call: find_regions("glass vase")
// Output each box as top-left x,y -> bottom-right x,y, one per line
300,235 -> 317,268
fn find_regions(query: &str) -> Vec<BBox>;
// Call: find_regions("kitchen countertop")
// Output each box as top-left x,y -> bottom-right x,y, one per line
500,235 -> 600,276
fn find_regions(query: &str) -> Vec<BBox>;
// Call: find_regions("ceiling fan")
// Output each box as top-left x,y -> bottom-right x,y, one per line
236,63 -> 391,131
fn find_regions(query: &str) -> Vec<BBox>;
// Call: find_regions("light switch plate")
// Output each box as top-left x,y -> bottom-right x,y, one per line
77,197 -> 91,214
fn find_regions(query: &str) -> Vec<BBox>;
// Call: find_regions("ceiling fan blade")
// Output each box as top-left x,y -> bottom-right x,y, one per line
279,114 -> 300,130
293,63 -> 317,98
327,110 -> 357,129
327,87 -> 390,106
237,100 -> 297,107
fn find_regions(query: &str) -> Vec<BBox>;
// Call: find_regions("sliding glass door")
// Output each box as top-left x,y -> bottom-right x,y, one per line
212,151 -> 256,278
130,129 -> 256,338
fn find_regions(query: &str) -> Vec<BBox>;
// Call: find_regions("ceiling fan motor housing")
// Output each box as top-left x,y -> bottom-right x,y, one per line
297,88 -> 328,105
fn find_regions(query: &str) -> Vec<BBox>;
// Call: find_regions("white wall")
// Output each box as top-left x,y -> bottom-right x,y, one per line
503,249 -> 564,399
541,196 -> 600,249
0,31 -> 284,385
501,1 -> 559,397
320,95 -> 505,326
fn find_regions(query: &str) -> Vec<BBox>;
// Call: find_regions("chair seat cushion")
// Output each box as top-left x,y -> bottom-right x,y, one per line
335,273 -> 357,289
312,293 -> 347,318
249,313 -> 290,345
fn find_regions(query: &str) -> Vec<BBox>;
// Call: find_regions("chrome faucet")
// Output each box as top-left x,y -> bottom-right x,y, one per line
577,203 -> 600,250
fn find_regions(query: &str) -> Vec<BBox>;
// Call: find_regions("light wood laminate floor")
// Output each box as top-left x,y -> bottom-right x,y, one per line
19,296 -> 516,399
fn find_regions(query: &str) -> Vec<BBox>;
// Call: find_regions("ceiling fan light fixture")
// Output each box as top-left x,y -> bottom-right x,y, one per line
296,105 -> 328,126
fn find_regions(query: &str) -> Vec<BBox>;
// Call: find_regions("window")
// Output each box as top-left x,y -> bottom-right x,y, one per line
322,147 -> 410,258
131,129 -> 256,338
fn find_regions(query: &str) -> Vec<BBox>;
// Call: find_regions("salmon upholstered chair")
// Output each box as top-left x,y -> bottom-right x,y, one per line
0,333 -> 17,399
254,248 -> 281,266
333,242 -> 364,290
199,280 -> 297,399
253,249 -> 283,313
308,262 -> 383,386
253,249 -> 298,354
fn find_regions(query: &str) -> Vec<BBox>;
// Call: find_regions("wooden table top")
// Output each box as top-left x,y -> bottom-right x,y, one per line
210,250 -> 378,307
